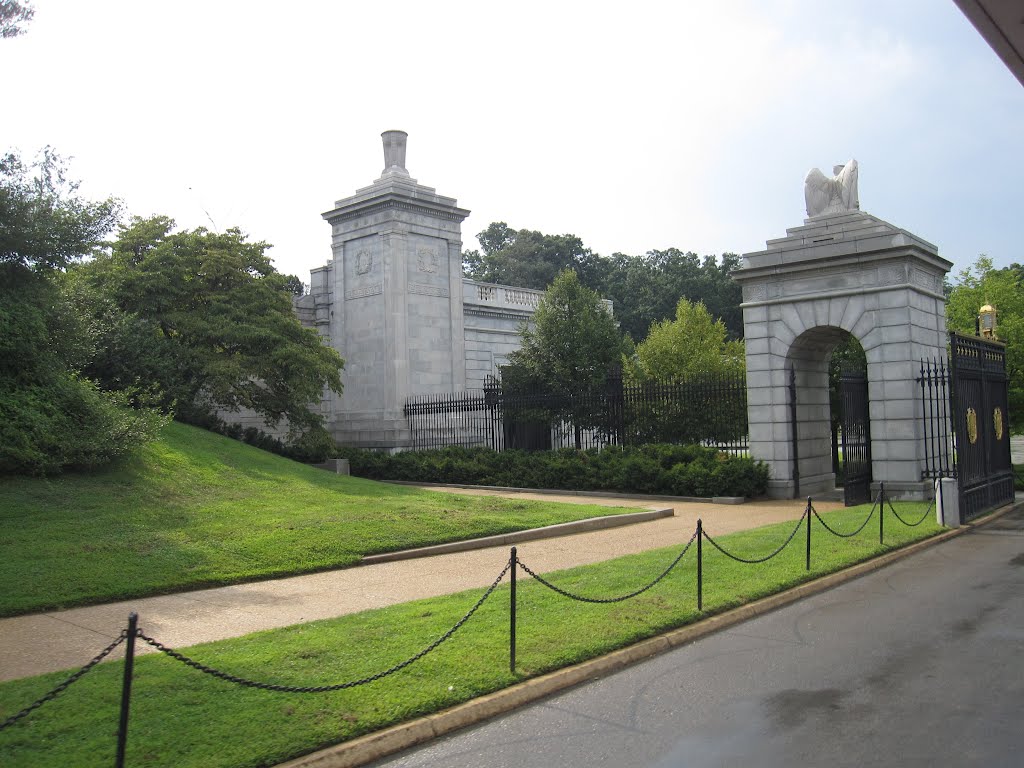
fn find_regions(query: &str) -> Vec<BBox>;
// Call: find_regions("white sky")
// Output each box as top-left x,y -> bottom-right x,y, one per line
4,0 -> 1022,283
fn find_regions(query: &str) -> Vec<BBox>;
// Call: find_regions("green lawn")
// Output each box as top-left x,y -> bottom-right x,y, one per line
0,422 -> 637,616
0,501 -> 942,768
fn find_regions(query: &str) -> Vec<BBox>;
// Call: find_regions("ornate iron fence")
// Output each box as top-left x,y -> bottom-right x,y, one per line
404,371 -> 748,453
918,332 -> 1013,522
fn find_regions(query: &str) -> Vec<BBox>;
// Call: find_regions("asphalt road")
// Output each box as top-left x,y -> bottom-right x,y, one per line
370,506 -> 1024,768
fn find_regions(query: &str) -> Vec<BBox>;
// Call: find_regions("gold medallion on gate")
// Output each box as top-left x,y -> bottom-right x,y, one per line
966,407 -> 978,444
994,407 -> 1004,441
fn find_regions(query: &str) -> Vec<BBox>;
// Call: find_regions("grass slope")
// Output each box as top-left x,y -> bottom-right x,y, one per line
0,422 -> 634,616
0,502 -> 942,768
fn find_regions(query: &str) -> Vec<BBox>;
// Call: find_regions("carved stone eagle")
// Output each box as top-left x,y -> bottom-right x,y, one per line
804,159 -> 859,218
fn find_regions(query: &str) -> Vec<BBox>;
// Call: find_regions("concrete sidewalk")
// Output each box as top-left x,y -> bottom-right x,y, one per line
0,492 -> 836,682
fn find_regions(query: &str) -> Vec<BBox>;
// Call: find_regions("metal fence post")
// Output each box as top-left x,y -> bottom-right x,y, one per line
696,519 -> 703,611
805,497 -> 812,571
879,482 -> 885,544
509,547 -> 517,674
115,612 -> 138,768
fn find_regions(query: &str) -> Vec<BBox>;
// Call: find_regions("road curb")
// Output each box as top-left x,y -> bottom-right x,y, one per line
361,508 -> 675,564
278,501 -> 1019,768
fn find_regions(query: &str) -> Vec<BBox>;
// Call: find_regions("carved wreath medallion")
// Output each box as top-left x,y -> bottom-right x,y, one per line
356,250 -> 373,275
417,247 -> 440,273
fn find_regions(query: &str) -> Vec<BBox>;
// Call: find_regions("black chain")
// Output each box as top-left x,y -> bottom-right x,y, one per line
516,530 -> 697,604
0,631 -> 127,731
812,502 -> 876,539
702,510 -> 807,564
138,559 -> 511,693
886,497 -> 934,527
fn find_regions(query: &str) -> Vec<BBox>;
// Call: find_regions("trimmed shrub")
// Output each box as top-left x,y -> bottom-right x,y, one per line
334,444 -> 769,498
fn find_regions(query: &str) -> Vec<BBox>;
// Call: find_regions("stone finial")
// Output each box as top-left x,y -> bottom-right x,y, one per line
381,130 -> 409,174
804,159 -> 859,218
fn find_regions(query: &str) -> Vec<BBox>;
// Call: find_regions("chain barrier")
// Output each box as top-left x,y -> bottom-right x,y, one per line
139,560 -> 511,693
0,491 -> 945,741
702,510 -> 807,564
517,529 -> 698,604
812,501 -> 877,539
886,496 -> 935,527
0,631 -> 127,731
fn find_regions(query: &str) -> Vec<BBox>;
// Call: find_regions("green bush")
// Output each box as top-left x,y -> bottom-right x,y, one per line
335,444 -> 769,498
0,375 -> 168,476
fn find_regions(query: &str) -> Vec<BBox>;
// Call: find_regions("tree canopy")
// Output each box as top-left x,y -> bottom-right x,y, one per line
626,298 -> 745,382
504,270 -> 626,394
0,147 -> 120,270
946,255 -> 1024,420
1,150 -> 164,475
77,216 -> 345,435
463,222 -> 603,290
501,270 -> 627,447
463,222 -> 743,342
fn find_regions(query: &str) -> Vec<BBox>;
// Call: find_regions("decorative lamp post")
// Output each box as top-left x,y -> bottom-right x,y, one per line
979,304 -> 997,339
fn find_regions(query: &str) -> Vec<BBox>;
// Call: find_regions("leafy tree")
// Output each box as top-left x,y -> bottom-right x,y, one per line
283,274 -> 305,296
626,298 -> 745,382
0,150 -> 164,475
463,222 -> 744,342
1,0 -> 33,38
622,298 -> 746,446
503,270 -> 627,448
79,216 -> 345,436
463,222 -> 603,290
1,147 -> 120,270
946,255 -> 1024,423
596,249 -> 744,342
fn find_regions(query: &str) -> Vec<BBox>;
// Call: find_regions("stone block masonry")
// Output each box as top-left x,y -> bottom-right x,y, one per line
734,207 -> 952,500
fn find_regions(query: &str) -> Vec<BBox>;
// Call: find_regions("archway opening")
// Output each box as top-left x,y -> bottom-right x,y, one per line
786,326 -> 869,500
829,335 -> 869,504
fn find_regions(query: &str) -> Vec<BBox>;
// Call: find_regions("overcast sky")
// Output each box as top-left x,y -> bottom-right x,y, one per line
4,0 -> 1022,284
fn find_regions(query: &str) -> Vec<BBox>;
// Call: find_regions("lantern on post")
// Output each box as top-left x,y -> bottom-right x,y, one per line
979,304 -> 997,339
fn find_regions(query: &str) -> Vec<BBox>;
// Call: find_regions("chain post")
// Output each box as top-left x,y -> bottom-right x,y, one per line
805,497 -> 812,571
509,547 -> 517,675
696,520 -> 703,611
879,483 -> 885,544
115,612 -> 138,768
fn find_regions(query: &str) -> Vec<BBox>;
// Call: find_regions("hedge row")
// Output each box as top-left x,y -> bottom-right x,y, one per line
334,444 -> 770,498
179,411 -> 334,464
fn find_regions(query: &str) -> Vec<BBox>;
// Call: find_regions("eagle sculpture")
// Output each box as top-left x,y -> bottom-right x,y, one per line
804,159 -> 859,218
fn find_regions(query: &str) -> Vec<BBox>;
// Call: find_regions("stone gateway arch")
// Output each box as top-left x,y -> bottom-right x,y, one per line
733,165 -> 952,500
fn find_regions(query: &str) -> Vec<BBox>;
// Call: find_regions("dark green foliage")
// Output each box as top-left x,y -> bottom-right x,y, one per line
946,256 -> 1024,426
335,444 -> 770,498
598,249 -> 744,342
0,376 -> 166,475
463,223 -> 744,341
502,271 -> 628,448
0,148 -> 119,270
463,222 -> 603,291
182,410 -> 335,464
0,264 -> 166,475
76,216 -> 345,439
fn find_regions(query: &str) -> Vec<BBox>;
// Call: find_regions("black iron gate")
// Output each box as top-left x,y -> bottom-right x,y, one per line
948,332 -> 1013,521
840,369 -> 872,506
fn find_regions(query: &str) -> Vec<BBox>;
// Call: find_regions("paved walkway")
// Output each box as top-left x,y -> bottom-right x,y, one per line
0,491 -> 838,682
